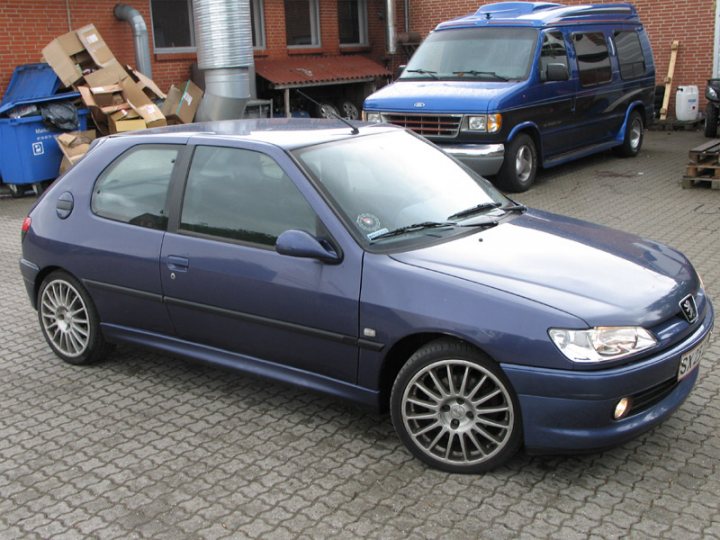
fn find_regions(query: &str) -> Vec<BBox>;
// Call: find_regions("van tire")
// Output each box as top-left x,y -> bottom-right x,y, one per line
704,103 -> 718,138
614,110 -> 644,157
497,134 -> 537,193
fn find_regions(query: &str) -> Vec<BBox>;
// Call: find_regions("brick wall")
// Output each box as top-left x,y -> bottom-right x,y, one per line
406,0 -> 716,113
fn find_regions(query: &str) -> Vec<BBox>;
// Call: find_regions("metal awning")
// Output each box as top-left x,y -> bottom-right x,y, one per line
255,55 -> 390,90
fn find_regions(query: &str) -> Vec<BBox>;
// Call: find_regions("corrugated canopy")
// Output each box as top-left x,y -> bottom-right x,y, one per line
255,55 -> 390,89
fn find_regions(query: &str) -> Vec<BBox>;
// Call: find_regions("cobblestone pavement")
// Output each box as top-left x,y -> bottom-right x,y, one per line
1,130 -> 718,539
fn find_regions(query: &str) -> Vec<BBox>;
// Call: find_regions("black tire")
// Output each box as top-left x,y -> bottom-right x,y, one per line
704,103 -> 718,138
496,133 -> 537,193
37,270 -> 112,365
614,110 -> 644,157
390,339 -> 522,473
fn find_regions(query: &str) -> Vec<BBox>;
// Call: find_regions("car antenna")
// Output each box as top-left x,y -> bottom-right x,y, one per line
295,89 -> 360,135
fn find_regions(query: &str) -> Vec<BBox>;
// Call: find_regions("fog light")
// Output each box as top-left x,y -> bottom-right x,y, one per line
614,397 -> 631,419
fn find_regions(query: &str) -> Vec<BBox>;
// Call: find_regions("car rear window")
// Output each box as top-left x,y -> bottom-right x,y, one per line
614,31 -> 646,79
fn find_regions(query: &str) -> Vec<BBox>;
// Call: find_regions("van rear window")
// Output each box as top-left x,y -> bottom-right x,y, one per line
614,31 -> 646,79
573,32 -> 612,87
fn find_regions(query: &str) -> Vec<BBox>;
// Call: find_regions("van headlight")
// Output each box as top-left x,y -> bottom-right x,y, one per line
363,111 -> 383,123
549,327 -> 656,363
464,114 -> 502,133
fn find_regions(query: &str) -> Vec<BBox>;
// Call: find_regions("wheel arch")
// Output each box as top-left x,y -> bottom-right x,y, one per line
32,265 -> 65,308
507,122 -> 544,166
377,332 -> 498,413
615,101 -> 646,144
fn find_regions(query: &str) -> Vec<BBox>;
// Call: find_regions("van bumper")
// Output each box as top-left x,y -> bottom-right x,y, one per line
441,143 -> 505,176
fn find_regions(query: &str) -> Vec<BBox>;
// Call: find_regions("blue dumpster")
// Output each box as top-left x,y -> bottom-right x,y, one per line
0,63 -> 86,195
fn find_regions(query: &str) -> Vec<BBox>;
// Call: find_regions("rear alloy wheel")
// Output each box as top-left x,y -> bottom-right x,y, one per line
614,110 -> 644,157
390,340 -> 522,473
316,102 -> 341,119
497,133 -> 537,192
38,271 -> 111,365
704,103 -> 719,138
339,101 -> 359,120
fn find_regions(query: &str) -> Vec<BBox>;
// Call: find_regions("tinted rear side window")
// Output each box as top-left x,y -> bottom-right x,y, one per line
540,31 -> 568,77
614,31 -> 646,79
92,145 -> 179,230
573,32 -> 612,86
180,146 -> 318,247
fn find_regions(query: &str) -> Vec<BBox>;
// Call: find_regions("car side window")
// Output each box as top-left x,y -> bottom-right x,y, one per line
614,31 -> 646,80
180,146 -> 318,247
573,32 -> 612,87
92,144 -> 179,230
539,31 -> 568,79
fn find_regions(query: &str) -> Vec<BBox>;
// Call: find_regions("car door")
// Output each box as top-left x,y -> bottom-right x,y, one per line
160,139 -> 362,383
81,142 -> 183,335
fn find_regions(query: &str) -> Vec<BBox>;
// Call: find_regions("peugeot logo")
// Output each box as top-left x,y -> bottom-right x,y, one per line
413,102 -> 426,108
679,294 -> 698,324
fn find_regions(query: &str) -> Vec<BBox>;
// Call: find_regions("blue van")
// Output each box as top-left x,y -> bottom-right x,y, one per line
362,2 -> 655,191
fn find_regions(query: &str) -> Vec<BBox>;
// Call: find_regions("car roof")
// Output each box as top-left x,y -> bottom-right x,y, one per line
108,118 -> 400,150
435,2 -> 640,30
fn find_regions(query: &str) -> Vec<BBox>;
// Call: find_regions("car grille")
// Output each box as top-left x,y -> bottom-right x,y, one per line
627,377 -> 677,416
383,113 -> 462,137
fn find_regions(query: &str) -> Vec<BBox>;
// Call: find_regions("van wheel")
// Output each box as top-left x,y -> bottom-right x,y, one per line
614,110 -> 644,157
704,103 -> 718,138
390,339 -> 522,473
497,134 -> 537,192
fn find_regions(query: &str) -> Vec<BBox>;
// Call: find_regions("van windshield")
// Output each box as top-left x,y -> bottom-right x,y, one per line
401,27 -> 538,82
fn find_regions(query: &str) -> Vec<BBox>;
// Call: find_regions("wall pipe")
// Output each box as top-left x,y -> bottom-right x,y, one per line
386,0 -> 397,54
113,3 -> 153,78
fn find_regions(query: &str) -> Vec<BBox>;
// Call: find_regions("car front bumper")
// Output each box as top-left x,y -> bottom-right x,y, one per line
502,303 -> 714,453
440,143 -> 505,176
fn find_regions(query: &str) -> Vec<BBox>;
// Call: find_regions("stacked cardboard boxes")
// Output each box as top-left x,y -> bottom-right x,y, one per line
42,24 -> 203,150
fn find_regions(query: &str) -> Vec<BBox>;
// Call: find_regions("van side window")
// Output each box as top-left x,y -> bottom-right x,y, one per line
540,31 -> 568,79
614,31 -> 646,79
573,32 -> 612,86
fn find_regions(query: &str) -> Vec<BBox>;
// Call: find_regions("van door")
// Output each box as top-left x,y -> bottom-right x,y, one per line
570,31 -> 623,147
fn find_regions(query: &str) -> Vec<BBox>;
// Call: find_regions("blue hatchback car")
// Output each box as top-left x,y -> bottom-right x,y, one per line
20,119 -> 713,472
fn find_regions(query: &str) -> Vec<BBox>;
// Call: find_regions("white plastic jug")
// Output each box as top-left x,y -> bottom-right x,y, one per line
676,85 -> 699,121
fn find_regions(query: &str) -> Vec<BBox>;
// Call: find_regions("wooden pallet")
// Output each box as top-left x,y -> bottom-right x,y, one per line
681,176 -> 720,189
686,162 -> 720,177
688,139 -> 720,164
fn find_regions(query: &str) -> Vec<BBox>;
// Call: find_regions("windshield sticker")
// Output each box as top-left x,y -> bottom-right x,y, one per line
367,228 -> 389,240
356,213 -> 381,231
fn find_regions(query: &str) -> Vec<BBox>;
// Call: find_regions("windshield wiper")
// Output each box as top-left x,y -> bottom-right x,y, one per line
501,203 -> 527,213
452,70 -> 509,81
370,221 -> 456,241
447,202 -> 502,221
404,68 -> 438,79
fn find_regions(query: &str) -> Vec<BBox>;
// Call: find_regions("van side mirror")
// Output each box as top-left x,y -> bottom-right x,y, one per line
397,64 -> 407,79
545,63 -> 569,82
275,230 -> 341,264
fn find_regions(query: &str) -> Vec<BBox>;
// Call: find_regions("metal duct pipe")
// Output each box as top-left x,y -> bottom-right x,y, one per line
193,0 -> 254,121
113,3 -> 152,78
404,0 -> 409,33
386,0 -> 397,54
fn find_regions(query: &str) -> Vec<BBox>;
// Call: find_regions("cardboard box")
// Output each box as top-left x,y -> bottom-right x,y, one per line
109,116 -> 147,133
76,24 -> 115,68
121,79 -> 167,129
77,86 -> 129,114
161,81 -> 203,124
128,67 -> 167,100
83,65 -> 128,90
56,129 -> 96,174
42,30 -> 88,87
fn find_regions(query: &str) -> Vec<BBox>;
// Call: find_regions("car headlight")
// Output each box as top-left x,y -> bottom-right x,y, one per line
706,86 -> 718,100
363,111 -> 383,123
464,114 -> 502,133
549,326 -> 657,363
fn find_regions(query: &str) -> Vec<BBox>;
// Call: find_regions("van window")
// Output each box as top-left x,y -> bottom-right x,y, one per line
540,31 -> 568,79
400,28 -> 538,82
614,31 -> 646,79
573,32 -> 612,86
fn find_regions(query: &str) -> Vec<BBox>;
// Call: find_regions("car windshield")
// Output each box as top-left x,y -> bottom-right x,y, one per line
292,130 -> 509,247
400,27 -> 538,81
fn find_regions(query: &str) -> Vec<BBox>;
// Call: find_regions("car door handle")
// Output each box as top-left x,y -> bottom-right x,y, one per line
166,255 -> 189,272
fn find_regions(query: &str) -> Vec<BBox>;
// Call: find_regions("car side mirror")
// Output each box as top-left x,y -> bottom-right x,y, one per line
275,230 -> 341,264
545,63 -> 569,82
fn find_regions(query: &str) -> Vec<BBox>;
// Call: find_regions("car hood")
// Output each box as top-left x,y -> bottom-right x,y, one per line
390,210 -> 697,327
363,80 -> 519,113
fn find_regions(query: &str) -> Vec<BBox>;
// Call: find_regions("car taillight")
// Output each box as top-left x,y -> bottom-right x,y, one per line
21,216 -> 31,241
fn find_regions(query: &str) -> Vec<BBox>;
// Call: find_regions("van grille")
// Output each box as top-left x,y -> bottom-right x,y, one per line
383,113 -> 462,137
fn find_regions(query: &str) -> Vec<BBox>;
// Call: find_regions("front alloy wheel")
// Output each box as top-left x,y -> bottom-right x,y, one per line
391,340 -> 521,473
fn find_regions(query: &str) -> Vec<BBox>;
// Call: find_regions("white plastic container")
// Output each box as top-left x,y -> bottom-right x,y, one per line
676,85 -> 699,121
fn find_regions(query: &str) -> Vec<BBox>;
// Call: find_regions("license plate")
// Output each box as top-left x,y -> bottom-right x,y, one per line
677,334 -> 710,381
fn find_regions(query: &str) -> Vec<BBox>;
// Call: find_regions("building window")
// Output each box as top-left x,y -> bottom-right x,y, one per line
251,0 -> 266,49
338,0 -> 368,46
151,0 -> 196,53
285,0 -> 320,48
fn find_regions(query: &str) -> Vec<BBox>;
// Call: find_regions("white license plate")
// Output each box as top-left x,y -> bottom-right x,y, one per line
677,334 -> 710,381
